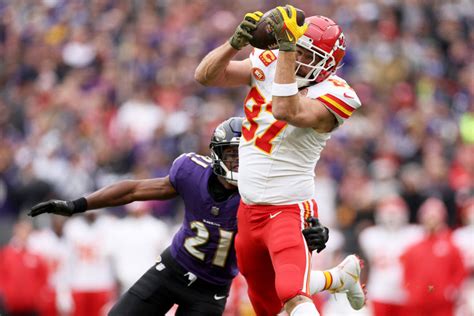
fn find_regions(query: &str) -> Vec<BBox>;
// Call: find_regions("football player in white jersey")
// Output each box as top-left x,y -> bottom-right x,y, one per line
359,196 -> 423,316
195,5 -> 364,316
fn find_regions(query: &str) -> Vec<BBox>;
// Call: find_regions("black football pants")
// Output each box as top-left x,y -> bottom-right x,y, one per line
108,248 -> 230,316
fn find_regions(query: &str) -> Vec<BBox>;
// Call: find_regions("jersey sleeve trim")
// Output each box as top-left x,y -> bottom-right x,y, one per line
317,94 -> 355,119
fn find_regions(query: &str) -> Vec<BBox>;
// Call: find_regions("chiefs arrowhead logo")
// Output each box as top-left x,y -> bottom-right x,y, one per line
252,68 -> 265,81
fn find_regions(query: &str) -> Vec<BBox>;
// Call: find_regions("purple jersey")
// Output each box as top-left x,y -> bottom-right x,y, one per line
169,153 -> 240,286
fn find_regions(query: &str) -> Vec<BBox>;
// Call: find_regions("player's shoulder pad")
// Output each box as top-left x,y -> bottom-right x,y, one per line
171,152 -> 189,170
170,152 -> 210,191
176,152 -> 212,167
306,75 -> 361,124
318,76 -> 361,108
170,152 -> 212,178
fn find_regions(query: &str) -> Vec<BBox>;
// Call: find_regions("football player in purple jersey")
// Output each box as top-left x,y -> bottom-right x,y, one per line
28,117 -> 329,316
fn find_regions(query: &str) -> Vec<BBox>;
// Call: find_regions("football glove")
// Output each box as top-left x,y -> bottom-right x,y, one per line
28,198 -> 88,217
229,10 -> 263,50
266,5 -> 308,52
302,217 -> 329,253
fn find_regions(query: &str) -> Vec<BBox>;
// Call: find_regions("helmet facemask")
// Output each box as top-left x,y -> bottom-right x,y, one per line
209,117 -> 243,186
295,32 -> 345,88
210,143 -> 239,186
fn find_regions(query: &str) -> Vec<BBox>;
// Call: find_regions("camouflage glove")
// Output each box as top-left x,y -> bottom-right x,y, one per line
28,198 -> 88,217
266,5 -> 308,52
302,217 -> 329,253
229,11 -> 263,50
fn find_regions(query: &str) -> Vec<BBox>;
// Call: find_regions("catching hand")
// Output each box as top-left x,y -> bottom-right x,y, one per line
229,11 -> 263,50
266,5 -> 308,51
28,199 -> 86,217
302,217 -> 329,253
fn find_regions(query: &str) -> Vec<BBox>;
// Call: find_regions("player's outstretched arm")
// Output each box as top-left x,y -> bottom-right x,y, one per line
28,177 -> 178,217
194,11 -> 261,87
194,44 -> 251,87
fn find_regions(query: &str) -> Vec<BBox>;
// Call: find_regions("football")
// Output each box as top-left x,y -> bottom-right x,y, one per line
249,8 -> 305,50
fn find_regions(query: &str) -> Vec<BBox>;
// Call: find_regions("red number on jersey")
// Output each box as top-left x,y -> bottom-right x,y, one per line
242,88 -> 264,142
243,87 -> 287,154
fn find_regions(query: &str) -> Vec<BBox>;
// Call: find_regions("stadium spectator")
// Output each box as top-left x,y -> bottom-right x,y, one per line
111,84 -> 166,144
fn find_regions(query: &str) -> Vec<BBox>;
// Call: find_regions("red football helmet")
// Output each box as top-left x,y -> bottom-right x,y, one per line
296,15 -> 346,86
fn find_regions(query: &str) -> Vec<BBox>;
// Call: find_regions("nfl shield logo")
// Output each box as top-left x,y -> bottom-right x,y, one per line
211,206 -> 220,216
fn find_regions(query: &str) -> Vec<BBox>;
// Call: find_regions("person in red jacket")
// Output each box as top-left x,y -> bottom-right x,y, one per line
0,217 -> 50,316
400,198 -> 467,316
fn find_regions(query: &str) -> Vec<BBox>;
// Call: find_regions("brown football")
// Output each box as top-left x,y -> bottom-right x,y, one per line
249,8 -> 305,50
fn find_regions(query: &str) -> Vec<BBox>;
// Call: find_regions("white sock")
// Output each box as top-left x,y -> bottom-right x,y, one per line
309,269 -> 341,294
309,271 -> 326,294
290,302 -> 320,316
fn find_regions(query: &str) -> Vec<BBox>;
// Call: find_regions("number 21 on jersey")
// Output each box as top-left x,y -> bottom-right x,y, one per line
242,87 -> 287,154
184,221 -> 234,267
183,154 -> 234,268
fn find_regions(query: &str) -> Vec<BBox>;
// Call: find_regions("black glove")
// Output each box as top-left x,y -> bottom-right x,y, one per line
28,197 -> 88,217
302,217 -> 329,253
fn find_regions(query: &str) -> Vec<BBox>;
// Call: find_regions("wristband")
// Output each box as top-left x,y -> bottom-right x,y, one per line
272,82 -> 298,96
72,197 -> 88,213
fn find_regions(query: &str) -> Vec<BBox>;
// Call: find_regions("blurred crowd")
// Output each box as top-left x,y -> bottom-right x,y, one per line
0,0 -> 472,315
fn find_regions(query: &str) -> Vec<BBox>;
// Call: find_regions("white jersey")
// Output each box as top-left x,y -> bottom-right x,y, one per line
63,214 -> 116,291
359,224 -> 424,304
239,49 -> 361,205
108,215 -> 171,292
28,229 -> 70,290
